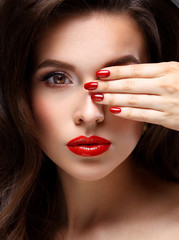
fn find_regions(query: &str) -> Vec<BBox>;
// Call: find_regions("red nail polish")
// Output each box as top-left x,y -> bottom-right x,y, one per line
96,70 -> 110,78
91,93 -> 104,101
84,82 -> 98,90
110,107 -> 121,114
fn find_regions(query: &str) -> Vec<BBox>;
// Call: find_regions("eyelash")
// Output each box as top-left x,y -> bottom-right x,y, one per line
40,72 -> 73,87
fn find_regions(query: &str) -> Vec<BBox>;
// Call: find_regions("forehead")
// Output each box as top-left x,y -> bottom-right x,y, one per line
36,12 -> 148,71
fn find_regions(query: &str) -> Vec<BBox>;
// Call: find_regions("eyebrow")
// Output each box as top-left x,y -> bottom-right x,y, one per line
35,59 -> 76,72
34,55 -> 140,73
103,55 -> 140,68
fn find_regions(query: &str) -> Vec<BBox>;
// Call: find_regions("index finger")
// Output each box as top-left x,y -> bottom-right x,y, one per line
96,62 -> 169,80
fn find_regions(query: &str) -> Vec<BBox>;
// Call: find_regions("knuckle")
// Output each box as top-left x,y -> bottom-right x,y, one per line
116,66 -> 121,76
158,77 -> 179,94
103,81 -> 109,91
168,61 -> 179,73
122,79 -> 134,92
171,77 -> 179,90
164,85 -> 176,94
127,94 -> 138,106
141,110 -> 151,122
130,64 -> 141,76
125,108 -> 150,121
163,97 -> 179,110
162,62 -> 179,76
108,94 -> 115,105
163,110 -> 172,118
125,108 -> 133,118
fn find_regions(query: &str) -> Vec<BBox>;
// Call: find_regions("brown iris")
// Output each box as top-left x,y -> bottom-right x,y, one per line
53,74 -> 66,84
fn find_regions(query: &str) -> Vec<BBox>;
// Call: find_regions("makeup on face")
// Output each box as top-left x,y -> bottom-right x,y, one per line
67,136 -> 111,157
31,12 -> 146,181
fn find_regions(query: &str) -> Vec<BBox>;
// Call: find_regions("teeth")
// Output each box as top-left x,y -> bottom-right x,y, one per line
79,145 -> 99,150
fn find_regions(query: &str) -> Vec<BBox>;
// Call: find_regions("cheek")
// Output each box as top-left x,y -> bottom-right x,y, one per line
31,90 -> 76,157
112,121 -> 143,167
109,116 -> 143,156
106,112 -> 143,140
31,95 -> 59,133
31,84 -> 75,122
31,89 -> 75,136
118,119 -> 143,147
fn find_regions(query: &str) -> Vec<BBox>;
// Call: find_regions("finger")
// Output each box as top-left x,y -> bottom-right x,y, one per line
111,107 -> 165,126
86,78 -> 161,95
91,93 -> 164,111
97,62 -> 170,80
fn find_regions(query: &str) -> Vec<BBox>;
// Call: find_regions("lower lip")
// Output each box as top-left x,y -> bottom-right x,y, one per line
67,144 -> 111,157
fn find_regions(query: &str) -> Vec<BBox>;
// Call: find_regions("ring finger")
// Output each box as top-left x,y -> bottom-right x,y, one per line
91,93 -> 165,111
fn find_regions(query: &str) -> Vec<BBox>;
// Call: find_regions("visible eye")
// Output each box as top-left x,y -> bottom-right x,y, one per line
41,72 -> 72,86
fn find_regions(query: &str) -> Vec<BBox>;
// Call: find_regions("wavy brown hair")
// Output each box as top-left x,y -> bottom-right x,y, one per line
0,0 -> 178,239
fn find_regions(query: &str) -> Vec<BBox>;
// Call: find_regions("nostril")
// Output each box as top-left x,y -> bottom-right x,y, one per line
76,118 -> 83,124
96,116 -> 104,124
72,95 -> 105,125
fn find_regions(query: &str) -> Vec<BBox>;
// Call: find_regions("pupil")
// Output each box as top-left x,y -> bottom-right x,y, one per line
54,74 -> 65,84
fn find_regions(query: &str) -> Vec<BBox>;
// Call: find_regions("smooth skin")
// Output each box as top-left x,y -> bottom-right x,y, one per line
31,12 -> 179,240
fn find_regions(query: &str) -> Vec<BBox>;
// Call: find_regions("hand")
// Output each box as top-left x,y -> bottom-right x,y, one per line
84,62 -> 179,131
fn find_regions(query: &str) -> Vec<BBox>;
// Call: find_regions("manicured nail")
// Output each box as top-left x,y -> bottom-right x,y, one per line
110,107 -> 121,114
96,70 -> 110,78
91,93 -> 104,101
84,82 -> 98,90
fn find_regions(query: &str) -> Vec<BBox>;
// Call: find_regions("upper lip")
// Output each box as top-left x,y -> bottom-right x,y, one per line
67,135 -> 111,146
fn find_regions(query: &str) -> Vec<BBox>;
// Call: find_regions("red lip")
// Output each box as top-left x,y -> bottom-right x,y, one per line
67,136 -> 111,157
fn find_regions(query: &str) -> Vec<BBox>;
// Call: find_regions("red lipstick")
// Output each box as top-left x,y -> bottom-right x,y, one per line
67,136 -> 111,157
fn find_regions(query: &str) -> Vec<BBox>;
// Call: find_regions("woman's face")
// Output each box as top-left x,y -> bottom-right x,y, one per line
31,12 -> 148,181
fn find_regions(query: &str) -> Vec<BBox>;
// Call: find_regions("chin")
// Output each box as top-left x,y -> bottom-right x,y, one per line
59,162 -> 123,182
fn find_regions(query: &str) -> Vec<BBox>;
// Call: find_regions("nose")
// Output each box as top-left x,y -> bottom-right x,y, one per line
73,92 -> 104,126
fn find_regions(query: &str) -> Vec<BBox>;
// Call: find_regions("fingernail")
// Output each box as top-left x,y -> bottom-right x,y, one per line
96,70 -> 110,78
84,82 -> 98,90
110,107 -> 121,114
91,93 -> 104,101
